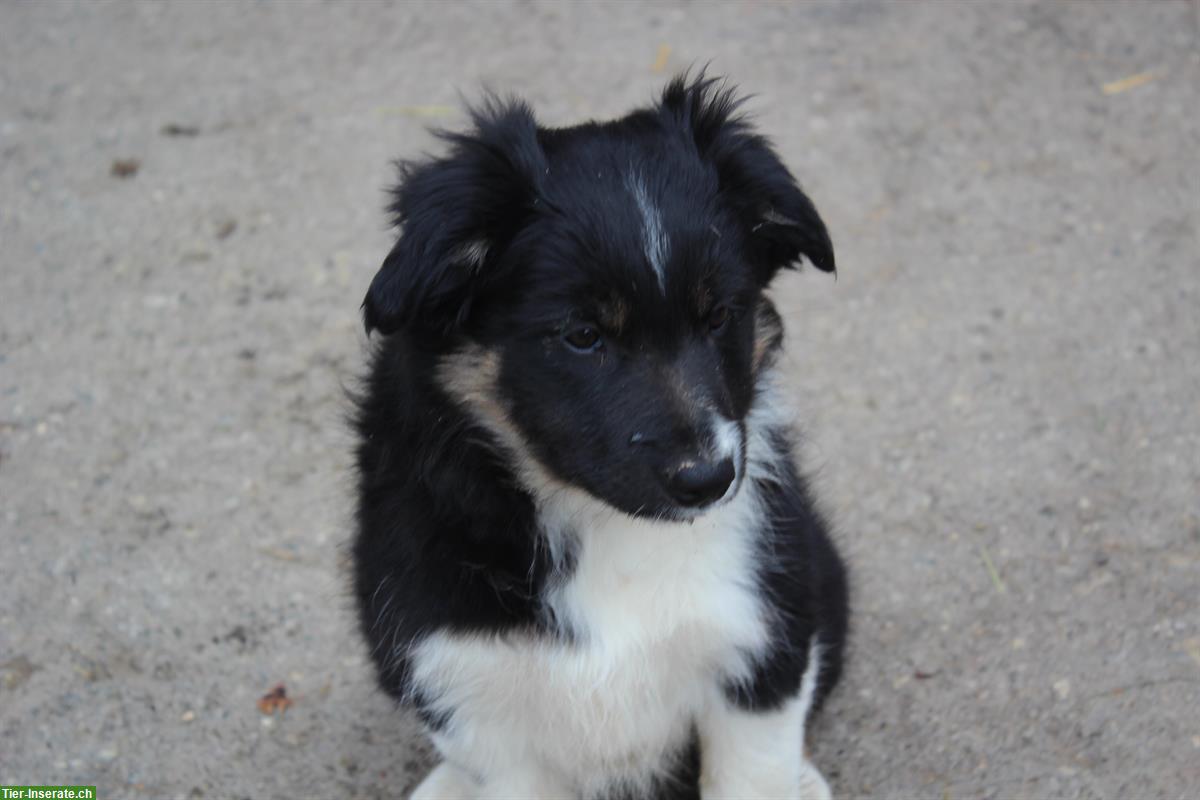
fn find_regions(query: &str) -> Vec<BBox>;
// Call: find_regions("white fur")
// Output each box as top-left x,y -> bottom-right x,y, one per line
627,174 -> 669,291
699,645 -> 831,800
413,360 -> 821,798
410,474 -> 769,797
710,415 -> 744,506
700,642 -> 830,796
409,762 -> 477,800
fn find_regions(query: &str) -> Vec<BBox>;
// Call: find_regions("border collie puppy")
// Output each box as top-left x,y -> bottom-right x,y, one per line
352,75 -> 849,800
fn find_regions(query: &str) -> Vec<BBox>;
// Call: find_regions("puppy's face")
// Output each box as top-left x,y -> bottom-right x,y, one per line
482,180 -> 771,520
364,78 -> 834,520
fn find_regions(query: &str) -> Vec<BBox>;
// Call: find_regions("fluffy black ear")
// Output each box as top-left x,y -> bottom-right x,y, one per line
363,98 -> 546,336
659,74 -> 835,281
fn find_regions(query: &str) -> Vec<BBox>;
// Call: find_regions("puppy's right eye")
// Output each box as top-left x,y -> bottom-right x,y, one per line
563,326 -> 602,353
707,304 -> 731,332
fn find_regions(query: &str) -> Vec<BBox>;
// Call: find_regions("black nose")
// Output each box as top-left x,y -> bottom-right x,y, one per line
663,459 -> 736,507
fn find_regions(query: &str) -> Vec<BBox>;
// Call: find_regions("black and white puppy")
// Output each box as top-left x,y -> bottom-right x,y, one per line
352,75 -> 849,800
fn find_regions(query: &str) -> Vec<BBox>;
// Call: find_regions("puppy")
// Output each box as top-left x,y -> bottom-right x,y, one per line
352,75 -> 849,800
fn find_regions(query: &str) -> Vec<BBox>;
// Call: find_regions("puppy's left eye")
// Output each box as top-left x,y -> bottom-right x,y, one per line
707,305 -> 731,332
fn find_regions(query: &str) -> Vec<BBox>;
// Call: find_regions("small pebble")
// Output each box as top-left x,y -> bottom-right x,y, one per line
110,158 -> 140,178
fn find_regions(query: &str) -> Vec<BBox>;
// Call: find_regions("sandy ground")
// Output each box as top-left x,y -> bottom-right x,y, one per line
2,2 -> 1198,798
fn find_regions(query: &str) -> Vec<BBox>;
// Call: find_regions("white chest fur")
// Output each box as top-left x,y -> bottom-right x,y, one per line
408,480 -> 772,794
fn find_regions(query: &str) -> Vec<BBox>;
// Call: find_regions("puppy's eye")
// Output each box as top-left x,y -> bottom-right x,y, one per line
564,325 -> 602,353
707,305 -> 731,332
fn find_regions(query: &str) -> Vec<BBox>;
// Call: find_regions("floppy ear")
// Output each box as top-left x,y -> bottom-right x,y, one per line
363,99 -> 546,336
659,75 -> 835,283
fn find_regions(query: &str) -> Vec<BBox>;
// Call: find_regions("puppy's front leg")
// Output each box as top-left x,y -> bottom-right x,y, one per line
410,759 -> 573,800
699,693 -> 831,800
410,761 -> 478,799
478,769 -> 573,799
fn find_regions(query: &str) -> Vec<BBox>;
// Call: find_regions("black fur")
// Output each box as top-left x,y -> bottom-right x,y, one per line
726,428 -> 849,713
352,74 -> 848,797
352,337 -> 555,711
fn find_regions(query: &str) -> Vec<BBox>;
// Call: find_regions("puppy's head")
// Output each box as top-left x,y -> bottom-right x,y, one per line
364,76 -> 834,520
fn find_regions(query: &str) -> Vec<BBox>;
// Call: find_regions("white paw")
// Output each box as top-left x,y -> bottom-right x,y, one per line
479,771 -> 573,799
702,762 -> 833,800
797,760 -> 833,800
410,761 -> 478,800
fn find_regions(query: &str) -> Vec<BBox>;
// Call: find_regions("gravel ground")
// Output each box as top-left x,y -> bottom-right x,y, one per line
2,2 -> 1198,798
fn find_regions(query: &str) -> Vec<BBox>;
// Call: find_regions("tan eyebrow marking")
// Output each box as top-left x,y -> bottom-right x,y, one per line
596,293 -> 631,333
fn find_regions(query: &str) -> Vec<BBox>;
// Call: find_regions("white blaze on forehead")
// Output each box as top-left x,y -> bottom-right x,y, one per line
627,173 -> 668,291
